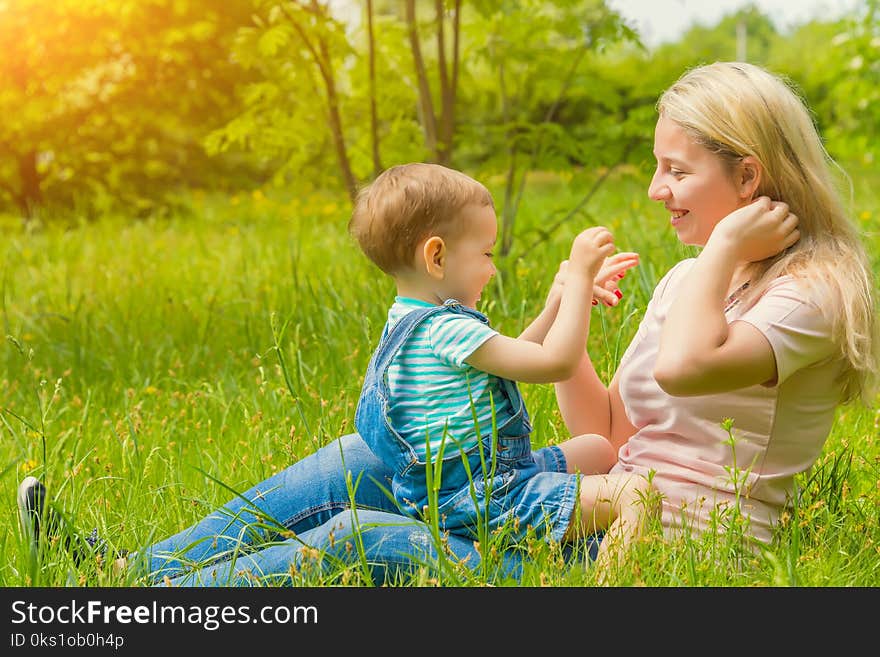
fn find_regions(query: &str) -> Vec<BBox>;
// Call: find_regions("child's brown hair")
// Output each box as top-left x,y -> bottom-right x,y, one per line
349,163 -> 494,275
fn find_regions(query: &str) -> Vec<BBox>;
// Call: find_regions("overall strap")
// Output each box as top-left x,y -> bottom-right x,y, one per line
371,299 -> 489,374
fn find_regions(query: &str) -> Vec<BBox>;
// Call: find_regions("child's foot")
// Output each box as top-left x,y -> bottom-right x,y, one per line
17,475 -> 120,566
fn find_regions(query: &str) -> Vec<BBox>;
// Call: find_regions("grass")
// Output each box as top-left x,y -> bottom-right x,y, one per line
2,162 -> 879,587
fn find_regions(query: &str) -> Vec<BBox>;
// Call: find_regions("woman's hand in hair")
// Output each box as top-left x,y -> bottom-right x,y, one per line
710,196 -> 801,263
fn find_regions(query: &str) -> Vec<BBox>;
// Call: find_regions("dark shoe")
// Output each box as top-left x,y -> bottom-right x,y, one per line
17,476 -> 55,553
17,476 -> 115,566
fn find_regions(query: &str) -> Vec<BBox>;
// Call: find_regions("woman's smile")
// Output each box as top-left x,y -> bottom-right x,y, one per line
668,207 -> 689,226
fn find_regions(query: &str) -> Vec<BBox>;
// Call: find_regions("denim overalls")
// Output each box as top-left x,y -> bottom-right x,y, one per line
355,299 -> 578,543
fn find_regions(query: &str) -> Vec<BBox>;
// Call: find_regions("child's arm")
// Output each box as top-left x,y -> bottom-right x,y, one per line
518,251 -> 639,345
468,227 -> 615,383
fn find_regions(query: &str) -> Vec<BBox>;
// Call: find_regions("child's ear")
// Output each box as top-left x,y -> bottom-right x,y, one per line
422,236 -> 446,279
738,156 -> 762,200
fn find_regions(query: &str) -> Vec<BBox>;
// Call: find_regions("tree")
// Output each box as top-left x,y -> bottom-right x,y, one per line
405,0 -> 461,165
206,0 -> 364,203
767,1 -> 880,165
281,1 -> 358,202
366,0 -> 383,176
0,0 -> 257,219
669,5 -> 779,64
209,0 -> 638,240
465,0 -> 638,255
0,0 -> 114,216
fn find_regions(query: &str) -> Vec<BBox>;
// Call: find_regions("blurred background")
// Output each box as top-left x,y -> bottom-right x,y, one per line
2,0 -> 877,229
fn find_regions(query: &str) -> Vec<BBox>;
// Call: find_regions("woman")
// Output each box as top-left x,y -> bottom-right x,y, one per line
561,61 -> 876,545
19,62 -> 878,585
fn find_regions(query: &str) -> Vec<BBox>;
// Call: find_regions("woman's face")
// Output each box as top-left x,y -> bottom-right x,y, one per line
648,116 -> 748,247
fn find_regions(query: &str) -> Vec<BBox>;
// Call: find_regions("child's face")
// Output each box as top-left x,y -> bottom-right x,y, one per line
441,203 -> 498,308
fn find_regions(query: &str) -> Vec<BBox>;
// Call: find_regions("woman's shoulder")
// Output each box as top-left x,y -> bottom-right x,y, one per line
738,273 -> 834,345
657,262 -> 822,308
751,273 -> 823,311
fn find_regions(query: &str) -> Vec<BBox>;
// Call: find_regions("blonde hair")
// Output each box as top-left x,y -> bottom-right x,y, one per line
349,163 -> 494,275
658,62 -> 879,404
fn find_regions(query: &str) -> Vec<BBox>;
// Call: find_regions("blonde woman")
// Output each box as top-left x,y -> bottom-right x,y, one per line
19,62 -> 878,584
556,61 -> 879,545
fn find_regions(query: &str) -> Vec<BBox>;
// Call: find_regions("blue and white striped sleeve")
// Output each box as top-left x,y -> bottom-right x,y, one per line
427,314 -> 498,368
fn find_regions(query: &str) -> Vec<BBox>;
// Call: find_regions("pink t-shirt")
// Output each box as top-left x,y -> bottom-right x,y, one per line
611,259 -> 844,544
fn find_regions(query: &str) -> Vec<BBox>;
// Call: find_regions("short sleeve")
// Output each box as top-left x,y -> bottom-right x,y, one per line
427,313 -> 498,368
735,280 -> 836,385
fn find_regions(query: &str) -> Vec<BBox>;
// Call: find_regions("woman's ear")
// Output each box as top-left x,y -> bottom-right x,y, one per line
738,156 -> 762,200
422,236 -> 446,280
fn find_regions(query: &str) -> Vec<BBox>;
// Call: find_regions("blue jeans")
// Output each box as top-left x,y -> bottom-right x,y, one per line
136,434 -> 595,586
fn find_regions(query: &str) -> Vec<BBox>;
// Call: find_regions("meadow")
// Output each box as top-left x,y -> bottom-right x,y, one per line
3,162 -> 879,587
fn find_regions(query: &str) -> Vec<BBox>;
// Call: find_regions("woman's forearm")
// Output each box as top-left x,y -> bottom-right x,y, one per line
554,350 -> 611,438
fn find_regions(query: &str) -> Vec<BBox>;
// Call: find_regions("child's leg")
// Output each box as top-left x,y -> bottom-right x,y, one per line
558,433 -> 618,475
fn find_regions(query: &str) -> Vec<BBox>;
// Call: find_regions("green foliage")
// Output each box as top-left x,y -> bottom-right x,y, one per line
204,0 -> 422,197
0,0 -> 260,218
765,1 -> 880,165
462,0 -> 639,169
204,0 -> 640,203
1,0 -> 876,234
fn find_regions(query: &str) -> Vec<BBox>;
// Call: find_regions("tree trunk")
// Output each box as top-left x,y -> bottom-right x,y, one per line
366,0 -> 382,177
323,65 -> 358,204
405,0 -> 437,159
286,3 -> 359,204
18,150 -> 42,217
435,0 -> 460,166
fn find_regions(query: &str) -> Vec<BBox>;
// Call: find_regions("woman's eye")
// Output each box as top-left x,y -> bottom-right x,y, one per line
485,252 -> 494,258
670,168 -> 684,177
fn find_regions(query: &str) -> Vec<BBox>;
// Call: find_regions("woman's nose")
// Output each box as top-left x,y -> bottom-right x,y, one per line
648,173 -> 670,201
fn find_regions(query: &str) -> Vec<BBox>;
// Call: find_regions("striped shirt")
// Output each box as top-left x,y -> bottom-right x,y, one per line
384,297 -> 514,461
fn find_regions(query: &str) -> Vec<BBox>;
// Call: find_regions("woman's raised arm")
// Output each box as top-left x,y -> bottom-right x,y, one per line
555,351 -> 636,453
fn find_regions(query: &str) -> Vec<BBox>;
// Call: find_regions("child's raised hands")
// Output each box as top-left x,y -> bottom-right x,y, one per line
547,251 -> 640,309
569,226 -> 616,278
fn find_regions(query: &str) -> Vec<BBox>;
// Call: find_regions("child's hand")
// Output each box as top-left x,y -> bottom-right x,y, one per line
569,226 -> 616,279
546,250 -> 639,310
709,196 -> 800,262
